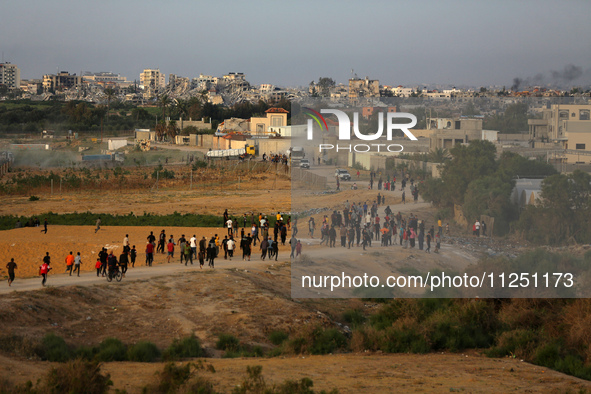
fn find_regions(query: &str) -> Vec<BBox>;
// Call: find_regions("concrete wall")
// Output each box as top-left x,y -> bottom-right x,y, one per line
108,139 -> 128,150
498,133 -> 530,141
179,118 -> 212,131
250,138 -> 292,156
348,153 -> 387,171
135,130 -> 155,141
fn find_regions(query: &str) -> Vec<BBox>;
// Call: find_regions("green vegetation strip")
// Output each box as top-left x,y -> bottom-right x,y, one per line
0,212 -> 281,231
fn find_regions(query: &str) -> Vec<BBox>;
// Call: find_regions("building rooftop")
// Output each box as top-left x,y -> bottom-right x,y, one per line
265,107 -> 289,114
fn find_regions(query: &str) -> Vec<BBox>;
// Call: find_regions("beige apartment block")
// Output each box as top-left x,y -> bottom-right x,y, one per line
0,63 -> 20,89
42,71 -> 82,91
528,104 -> 591,163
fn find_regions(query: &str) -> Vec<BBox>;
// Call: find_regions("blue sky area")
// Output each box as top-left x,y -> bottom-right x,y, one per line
2,0 -> 590,88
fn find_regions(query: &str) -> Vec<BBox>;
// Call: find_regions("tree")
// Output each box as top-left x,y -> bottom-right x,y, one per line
158,94 -> 171,121
174,99 -> 189,120
517,170 -> 591,244
316,77 -> 335,97
166,120 -> 179,141
483,103 -> 529,133
440,140 -> 498,205
463,175 -> 516,235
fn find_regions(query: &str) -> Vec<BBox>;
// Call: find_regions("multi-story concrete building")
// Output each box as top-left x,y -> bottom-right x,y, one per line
140,69 -> 165,98
42,71 -> 82,92
529,104 -> 591,163
428,116 -> 498,151
83,72 -> 128,84
20,79 -> 42,94
0,63 -> 21,89
349,77 -> 380,103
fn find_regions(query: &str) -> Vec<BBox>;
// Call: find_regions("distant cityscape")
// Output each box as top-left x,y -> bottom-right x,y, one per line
1,62 -> 591,107
1,61 -> 591,171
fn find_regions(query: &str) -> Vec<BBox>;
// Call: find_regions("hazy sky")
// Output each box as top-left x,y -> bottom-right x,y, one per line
2,0 -> 591,88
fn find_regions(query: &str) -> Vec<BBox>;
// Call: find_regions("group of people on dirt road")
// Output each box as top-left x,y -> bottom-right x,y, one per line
6,209 -> 291,288
222,209 -> 289,262
309,198 -> 448,254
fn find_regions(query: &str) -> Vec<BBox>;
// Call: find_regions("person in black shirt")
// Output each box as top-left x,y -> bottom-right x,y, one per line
156,230 -> 165,253
119,251 -> 129,277
130,245 -> 137,268
98,248 -> 108,277
6,258 -> 17,286
147,231 -> 156,245
107,252 -> 118,278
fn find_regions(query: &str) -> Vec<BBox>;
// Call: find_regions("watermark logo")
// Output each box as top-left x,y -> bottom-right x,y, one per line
304,108 -> 418,153
302,107 -> 329,132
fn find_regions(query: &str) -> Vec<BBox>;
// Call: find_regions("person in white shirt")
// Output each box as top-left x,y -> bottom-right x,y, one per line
227,237 -> 235,260
226,219 -> 233,236
190,235 -> 197,257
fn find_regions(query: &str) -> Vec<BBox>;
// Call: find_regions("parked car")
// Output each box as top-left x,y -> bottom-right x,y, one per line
335,169 -> 351,181
299,158 -> 310,169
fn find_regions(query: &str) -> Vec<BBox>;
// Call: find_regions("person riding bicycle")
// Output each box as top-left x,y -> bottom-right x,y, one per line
107,251 -> 119,279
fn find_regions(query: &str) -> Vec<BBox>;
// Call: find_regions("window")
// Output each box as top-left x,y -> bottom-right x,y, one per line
576,144 -> 586,150
559,110 -> 569,119
580,110 -> 590,121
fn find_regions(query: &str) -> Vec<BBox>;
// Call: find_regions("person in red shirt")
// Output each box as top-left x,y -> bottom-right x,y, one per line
145,242 -> 154,266
166,240 -> 175,263
95,258 -> 101,277
39,255 -> 52,286
65,252 -> 75,276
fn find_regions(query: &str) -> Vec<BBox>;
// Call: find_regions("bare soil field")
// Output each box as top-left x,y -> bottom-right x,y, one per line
0,165 -> 586,393
2,353 -> 591,393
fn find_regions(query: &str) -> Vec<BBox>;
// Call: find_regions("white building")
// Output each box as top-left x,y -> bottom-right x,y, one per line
0,63 -> 21,89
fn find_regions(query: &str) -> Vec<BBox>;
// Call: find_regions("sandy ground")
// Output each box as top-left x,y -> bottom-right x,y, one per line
0,226 -> 247,279
2,352 -> 590,393
1,169 -> 582,393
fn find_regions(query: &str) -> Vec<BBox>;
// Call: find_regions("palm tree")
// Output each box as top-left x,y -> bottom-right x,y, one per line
175,99 -> 189,120
166,120 -> 179,141
155,122 -> 167,142
428,148 -> 449,163
158,94 -> 171,121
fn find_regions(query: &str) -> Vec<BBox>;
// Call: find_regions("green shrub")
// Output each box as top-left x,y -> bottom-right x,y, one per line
164,334 -> 204,360
143,361 -> 217,394
28,195 -> 40,201
342,309 -> 366,327
127,341 -> 161,362
268,330 -> 289,346
435,207 -> 452,220
216,334 -> 240,352
74,345 -> 96,361
288,337 -> 307,354
310,328 -> 347,355
0,334 -> 37,358
485,329 -> 539,358
532,341 -> 562,368
146,362 -> 192,393
192,160 -> 208,169
381,325 -> 430,354
43,359 -> 112,393
37,333 -> 72,362
95,337 -> 127,362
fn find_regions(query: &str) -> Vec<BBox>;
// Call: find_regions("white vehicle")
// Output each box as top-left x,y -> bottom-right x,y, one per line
335,169 -> 351,181
299,159 -> 310,169
206,148 -> 247,159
